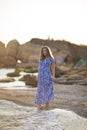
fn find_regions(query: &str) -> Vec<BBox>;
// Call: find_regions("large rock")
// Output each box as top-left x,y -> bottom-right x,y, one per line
16,43 -> 40,68
1,100 -> 87,130
5,39 -> 20,67
55,50 -> 73,65
7,68 -> 20,77
30,38 -> 87,64
19,74 -> 37,87
4,56 -> 17,67
6,39 -> 20,58
55,66 -> 87,85
0,41 -> 6,67
0,41 -> 6,56
0,83 -> 87,119
0,38 -> 87,68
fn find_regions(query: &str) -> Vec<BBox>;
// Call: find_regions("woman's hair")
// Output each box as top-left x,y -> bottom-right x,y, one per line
40,46 -> 54,60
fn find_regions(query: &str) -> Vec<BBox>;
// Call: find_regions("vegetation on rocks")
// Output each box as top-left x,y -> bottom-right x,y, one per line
17,67 -> 38,73
0,77 -> 15,82
7,69 -> 20,77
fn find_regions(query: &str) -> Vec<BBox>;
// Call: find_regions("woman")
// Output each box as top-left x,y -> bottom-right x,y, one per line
35,46 -> 55,110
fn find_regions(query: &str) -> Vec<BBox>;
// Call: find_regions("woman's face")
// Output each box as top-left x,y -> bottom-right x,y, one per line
42,48 -> 48,57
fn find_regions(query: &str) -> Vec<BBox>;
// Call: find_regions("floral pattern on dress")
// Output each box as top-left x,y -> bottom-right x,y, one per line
35,57 -> 55,105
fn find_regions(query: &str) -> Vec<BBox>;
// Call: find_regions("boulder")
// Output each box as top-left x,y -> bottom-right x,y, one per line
3,40 -> 20,67
6,39 -> 20,58
4,56 -> 17,67
7,69 -> 20,77
55,66 -> 87,85
19,74 -> 37,87
0,41 -> 6,56
0,41 -> 6,67
16,43 -> 40,68
55,50 -> 72,65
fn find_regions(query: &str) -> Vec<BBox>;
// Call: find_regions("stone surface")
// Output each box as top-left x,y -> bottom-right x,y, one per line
55,66 -> 87,85
0,38 -> 87,68
0,41 -> 6,57
5,39 -> 20,67
0,41 -> 6,67
6,39 -> 20,57
20,74 -> 37,87
16,43 -> 40,68
0,83 -> 87,118
0,100 -> 87,130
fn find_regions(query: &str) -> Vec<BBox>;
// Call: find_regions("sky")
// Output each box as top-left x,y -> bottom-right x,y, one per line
0,0 -> 87,45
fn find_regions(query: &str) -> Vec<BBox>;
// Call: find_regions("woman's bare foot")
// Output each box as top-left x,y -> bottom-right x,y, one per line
45,103 -> 49,110
37,105 -> 43,111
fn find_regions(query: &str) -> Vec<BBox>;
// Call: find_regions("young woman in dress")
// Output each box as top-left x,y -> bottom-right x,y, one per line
35,46 -> 55,110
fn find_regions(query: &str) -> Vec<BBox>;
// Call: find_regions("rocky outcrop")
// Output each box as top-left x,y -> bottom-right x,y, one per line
55,50 -> 72,65
16,38 -> 87,68
0,100 -> 87,130
55,66 -> 87,85
0,83 -> 87,119
6,39 -> 20,58
5,39 -> 20,67
30,38 -> 87,64
4,56 -> 17,67
0,41 -> 6,67
0,40 -> 20,68
16,43 -> 40,68
0,38 -> 87,68
19,74 -> 37,87
0,41 -> 6,57
7,69 -> 20,77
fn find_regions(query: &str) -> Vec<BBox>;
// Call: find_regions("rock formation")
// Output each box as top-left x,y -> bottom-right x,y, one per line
0,38 -> 87,68
6,39 -> 20,67
0,100 -> 87,130
16,43 -> 40,68
0,41 -> 6,67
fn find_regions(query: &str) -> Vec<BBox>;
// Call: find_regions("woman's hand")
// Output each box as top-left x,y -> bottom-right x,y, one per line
50,62 -> 55,80
52,76 -> 55,81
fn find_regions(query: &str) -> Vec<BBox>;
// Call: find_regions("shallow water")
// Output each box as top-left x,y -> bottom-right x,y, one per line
0,68 -> 26,88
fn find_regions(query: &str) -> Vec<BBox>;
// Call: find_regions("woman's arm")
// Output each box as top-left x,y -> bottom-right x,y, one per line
50,62 -> 55,78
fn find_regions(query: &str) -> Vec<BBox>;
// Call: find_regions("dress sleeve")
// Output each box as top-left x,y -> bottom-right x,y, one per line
49,57 -> 55,64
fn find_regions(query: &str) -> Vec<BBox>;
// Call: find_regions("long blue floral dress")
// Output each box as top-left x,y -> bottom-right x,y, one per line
35,57 -> 55,105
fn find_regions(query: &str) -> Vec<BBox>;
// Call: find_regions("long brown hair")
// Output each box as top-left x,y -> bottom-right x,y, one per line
40,46 -> 54,60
